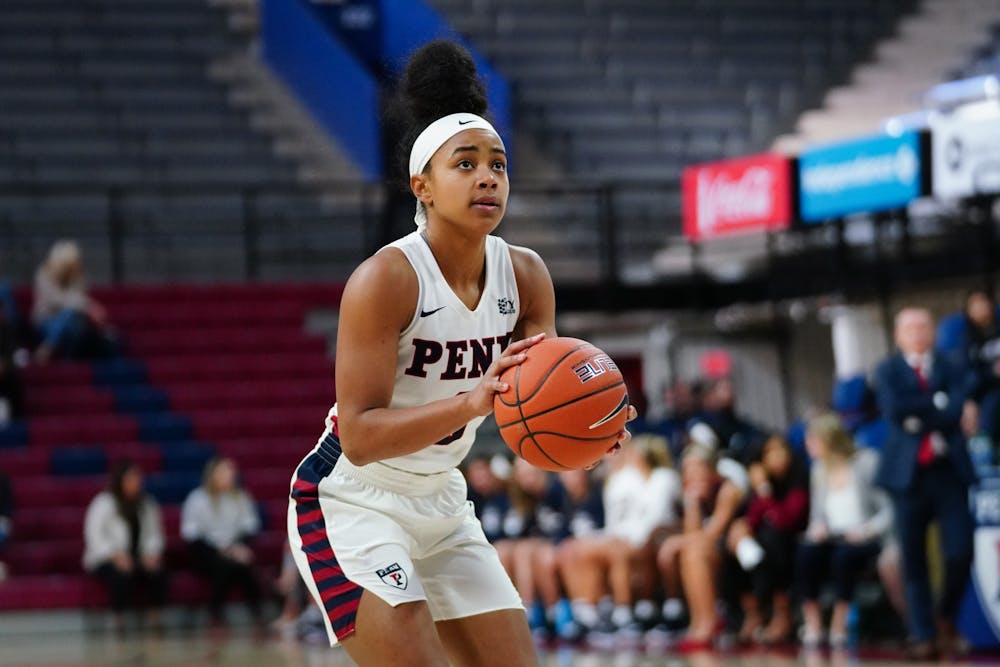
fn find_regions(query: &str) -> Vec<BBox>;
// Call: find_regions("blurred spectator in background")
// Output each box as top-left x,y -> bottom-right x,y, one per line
726,435 -> 809,645
656,443 -> 744,651
32,240 -> 117,364
875,308 -> 976,660
701,378 -> 762,465
796,413 -> 892,650
465,453 -> 512,544
0,302 -> 23,424
953,289 -> 1000,442
562,434 -> 680,645
651,380 -> 705,461
525,468 -> 604,642
181,457 -> 262,626
493,458 -> 554,576
83,461 -> 167,631
0,468 -> 11,582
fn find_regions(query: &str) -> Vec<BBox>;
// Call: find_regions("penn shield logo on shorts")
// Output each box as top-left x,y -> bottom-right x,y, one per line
377,563 -> 408,590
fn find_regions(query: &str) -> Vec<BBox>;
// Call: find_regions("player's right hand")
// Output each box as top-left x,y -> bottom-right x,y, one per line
464,333 -> 545,417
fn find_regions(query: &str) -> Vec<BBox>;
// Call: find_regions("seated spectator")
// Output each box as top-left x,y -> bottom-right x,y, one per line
562,435 -> 681,643
0,468 -> 11,582
649,380 -> 706,461
465,453 -> 512,544
701,377 -> 763,465
83,461 -> 167,631
726,435 -> 809,645
955,289 -> 1000,442
0,303 -> 23,423
181,457 -> 262,625
32,240 -> 117,363
527,468 -> 604,641
797,413 -> 892,649
656,442 -> 744,650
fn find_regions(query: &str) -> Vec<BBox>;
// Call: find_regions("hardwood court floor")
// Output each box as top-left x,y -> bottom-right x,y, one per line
0,628 -> 991,667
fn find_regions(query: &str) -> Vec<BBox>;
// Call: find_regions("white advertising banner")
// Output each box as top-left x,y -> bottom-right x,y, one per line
932,110 -> 1000,200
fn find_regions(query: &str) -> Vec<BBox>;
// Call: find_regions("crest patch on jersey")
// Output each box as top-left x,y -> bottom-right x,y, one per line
497,297 -> 516,315
376,563 -> 408,589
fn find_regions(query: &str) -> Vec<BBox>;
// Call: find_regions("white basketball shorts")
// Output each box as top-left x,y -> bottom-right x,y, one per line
288,428 -> 523,645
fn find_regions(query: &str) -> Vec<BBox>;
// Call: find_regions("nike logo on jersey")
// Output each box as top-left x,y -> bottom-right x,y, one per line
420,306 -> 446,317
458,119 -> 474,125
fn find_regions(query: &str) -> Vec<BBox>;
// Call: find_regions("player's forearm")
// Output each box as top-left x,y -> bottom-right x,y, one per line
338,395 -> 481,466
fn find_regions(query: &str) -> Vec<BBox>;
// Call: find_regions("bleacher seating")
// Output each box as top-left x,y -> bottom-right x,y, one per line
0,284 -> 342,611
948,22 -> 1000,80
426,0 -> 917,278
0,0 -> 364,283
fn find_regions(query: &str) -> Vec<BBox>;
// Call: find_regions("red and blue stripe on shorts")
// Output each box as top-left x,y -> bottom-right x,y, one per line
291,425 -> 363,641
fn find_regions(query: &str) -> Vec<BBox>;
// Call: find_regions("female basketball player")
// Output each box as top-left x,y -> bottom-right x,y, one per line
288,41 -> 632,666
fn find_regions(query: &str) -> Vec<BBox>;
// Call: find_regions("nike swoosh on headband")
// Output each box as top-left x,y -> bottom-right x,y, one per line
589,394 -> 629,430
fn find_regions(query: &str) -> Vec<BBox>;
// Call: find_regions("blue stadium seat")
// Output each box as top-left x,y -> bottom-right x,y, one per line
0,420 -> 28,448
855,419 -> 888,451
50,446 -> 107,477
113,386 -> 169,414
93,358 -> 147,386
833,375 -> 872,429
138,414 -> 194,442
145,470 -> 202,505
158,441 -> 215,473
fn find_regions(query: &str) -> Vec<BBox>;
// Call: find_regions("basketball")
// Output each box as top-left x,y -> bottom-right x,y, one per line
494,337 -> 629,471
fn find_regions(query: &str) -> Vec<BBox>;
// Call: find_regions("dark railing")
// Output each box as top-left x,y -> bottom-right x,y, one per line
0,179 -> 684,289
2,181 -> 995,314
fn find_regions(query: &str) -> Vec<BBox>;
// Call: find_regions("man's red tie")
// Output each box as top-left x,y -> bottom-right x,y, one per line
913,364 -> 935,466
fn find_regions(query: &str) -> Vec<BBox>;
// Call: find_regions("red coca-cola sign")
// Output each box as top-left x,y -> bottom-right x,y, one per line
682,153 -> 793,240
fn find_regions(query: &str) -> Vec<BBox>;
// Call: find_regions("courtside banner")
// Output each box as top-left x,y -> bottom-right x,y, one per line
932,111 -> 1000,200
798,131 -> 922,223
681,154 -> 792,240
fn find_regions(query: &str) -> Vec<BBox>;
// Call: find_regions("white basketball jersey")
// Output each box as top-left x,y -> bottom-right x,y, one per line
326,231 -> 520,475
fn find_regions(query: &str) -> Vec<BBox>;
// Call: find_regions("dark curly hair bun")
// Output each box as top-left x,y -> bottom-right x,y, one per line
401,40 -> 489,132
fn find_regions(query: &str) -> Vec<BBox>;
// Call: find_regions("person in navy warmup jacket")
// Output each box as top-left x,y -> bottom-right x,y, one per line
875,307 -> 977,659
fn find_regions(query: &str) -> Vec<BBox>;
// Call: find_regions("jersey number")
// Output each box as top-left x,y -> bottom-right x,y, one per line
435,392 -> 468,445
436,426 -> 467,446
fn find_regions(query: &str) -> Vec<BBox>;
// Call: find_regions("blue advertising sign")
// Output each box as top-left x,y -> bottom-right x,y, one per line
798,131 -> 923,222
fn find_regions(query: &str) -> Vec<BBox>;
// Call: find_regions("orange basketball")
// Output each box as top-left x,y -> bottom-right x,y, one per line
494,337 -> 629,471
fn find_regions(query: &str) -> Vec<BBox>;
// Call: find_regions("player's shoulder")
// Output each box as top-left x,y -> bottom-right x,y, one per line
340,246 -> 418,326
345,245 -> 417,297
505,242 -> 552,291
505,242 -> 546,271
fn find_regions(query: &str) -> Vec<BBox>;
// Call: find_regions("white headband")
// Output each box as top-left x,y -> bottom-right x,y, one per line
408,113 -> 502,230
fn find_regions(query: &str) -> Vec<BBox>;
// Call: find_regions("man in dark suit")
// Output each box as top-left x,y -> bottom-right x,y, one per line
875,307 -> 977,659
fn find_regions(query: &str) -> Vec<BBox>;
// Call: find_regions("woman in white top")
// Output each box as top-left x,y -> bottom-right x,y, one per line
797,413 -> 892,648
32,240 -> 114,363
181,457 -> 261,624
83,461 -> 167,628
558,434 -> 681,640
